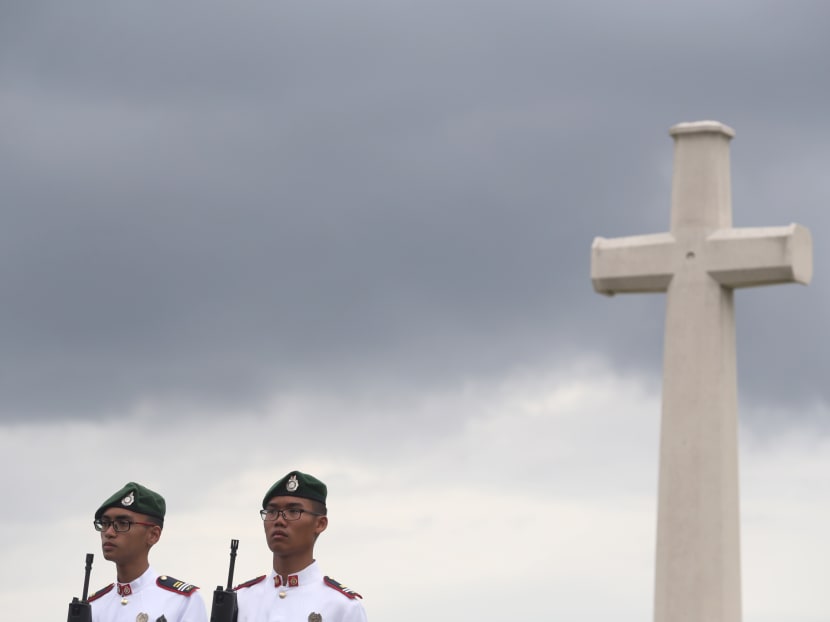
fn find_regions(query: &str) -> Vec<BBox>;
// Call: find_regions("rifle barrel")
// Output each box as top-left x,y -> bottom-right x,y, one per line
81,553 -> 94,601
226,540 -> 239,590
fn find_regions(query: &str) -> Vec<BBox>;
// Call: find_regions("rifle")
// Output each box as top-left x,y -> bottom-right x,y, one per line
67,553 -> 94,621
209,539 -> 239,622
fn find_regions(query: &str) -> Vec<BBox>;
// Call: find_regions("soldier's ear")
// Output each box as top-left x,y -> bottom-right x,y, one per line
314,515 -> 328,536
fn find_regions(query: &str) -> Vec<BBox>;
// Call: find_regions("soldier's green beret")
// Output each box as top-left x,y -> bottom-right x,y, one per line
262,471 -> 327,507
95,482 -> 166,524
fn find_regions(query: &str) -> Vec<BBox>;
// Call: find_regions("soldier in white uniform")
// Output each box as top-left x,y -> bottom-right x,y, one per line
88,482 -> 208,622
235,471 -> 367,622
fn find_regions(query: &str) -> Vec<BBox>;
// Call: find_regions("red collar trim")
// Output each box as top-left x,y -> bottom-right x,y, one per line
274,574 -> 299,588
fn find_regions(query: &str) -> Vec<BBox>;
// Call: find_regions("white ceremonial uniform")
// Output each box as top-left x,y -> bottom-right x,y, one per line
89,566 -> 208,622
235,561 -> 367,622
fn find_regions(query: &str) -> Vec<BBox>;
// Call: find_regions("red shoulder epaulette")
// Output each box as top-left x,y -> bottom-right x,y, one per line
323,576 -> 362,600
87,584 -> 114,603
234,575 -> 266,591
157,575 -> 199,596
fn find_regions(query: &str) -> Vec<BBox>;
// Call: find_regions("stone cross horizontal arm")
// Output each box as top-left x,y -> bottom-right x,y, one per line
592,223 -> 812,295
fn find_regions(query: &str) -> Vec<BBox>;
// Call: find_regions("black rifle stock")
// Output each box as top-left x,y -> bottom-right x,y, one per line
67,553 -> 94,621
210,539 -> 239,622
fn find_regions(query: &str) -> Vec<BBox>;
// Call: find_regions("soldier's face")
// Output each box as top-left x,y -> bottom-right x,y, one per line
99,508 -> 159,566
262,496 -> 327,558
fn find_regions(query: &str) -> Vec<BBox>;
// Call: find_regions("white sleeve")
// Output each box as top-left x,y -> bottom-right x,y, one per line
181,590 -> 209,622
341,600 -> 368,622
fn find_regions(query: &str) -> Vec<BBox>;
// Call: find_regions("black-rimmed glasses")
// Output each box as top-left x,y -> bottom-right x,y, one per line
260,508 -> 323,522
94,518 -> 157,533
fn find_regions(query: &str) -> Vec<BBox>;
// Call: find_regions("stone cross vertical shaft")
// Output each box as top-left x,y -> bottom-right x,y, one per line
591,121 -> 812,622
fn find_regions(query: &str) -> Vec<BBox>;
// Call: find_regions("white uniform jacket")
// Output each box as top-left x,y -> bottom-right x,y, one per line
89,566 -> 208,622
235,561 -> 367,622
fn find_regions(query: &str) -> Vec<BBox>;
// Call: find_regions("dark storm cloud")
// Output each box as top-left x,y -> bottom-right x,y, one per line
1,0 -> 828,420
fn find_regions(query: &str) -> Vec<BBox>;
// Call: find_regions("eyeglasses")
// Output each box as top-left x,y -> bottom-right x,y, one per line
260,508 -> 323,522
94,518 -> 157,533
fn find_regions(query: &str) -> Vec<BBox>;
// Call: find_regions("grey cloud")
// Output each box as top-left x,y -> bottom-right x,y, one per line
1,0 -> 828,421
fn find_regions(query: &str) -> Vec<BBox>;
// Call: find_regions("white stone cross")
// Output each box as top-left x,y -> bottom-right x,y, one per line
591,121 -> 812,622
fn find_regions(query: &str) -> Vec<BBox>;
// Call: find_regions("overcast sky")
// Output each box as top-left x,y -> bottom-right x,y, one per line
1,1 -> 828,621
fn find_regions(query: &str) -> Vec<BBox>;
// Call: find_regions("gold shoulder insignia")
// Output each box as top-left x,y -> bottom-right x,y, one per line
234,575 -> 266,591
323,576 -> 363,600
156,575 -> 199,596
87,583 -> 114,603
